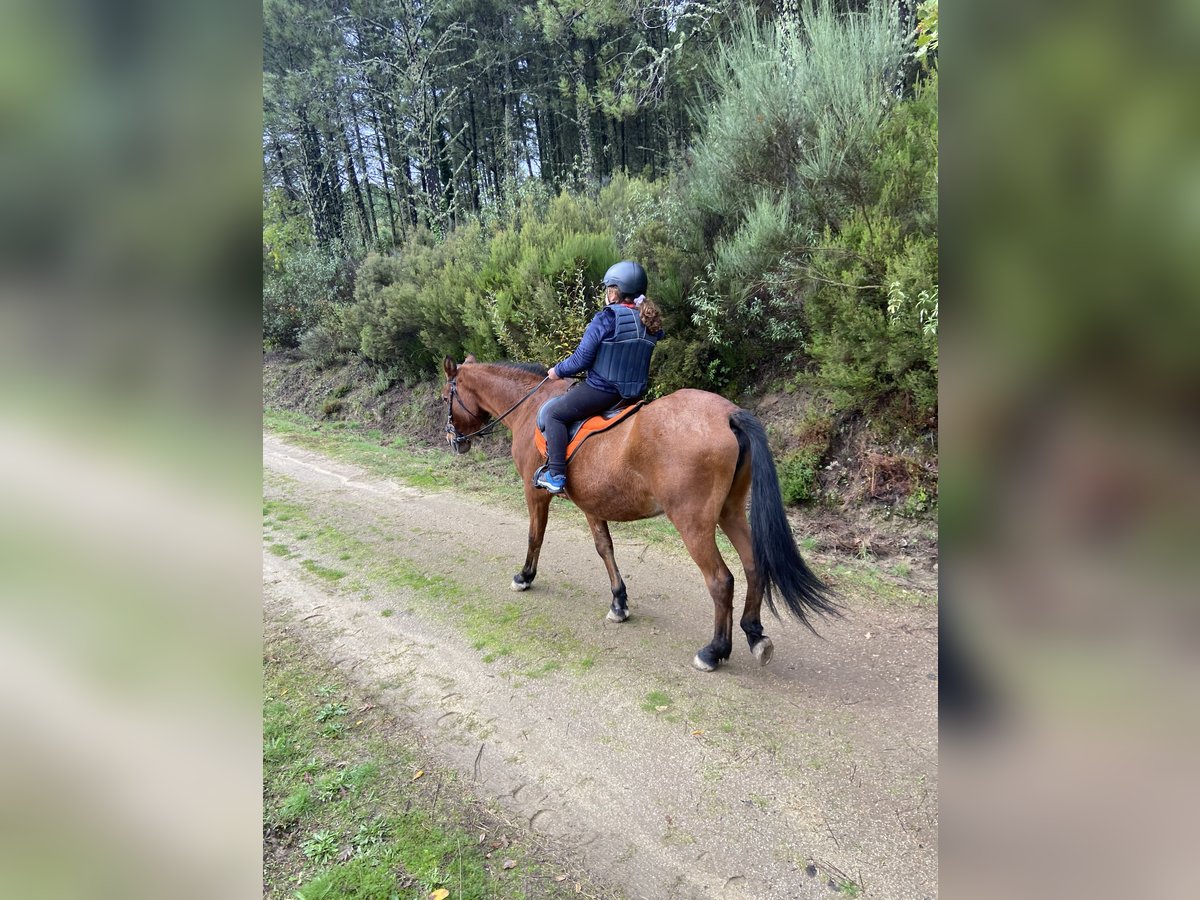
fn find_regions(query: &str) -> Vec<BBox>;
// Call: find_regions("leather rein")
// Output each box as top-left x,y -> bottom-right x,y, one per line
445,375 -> 549,450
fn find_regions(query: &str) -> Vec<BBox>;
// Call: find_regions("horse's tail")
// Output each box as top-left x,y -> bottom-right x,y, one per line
729,410 -> 843,632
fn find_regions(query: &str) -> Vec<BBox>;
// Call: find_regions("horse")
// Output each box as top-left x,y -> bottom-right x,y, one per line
441,355 -> 841,671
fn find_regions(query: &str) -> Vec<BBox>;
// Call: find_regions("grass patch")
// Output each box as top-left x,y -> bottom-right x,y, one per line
642,690 -> 673,713
262,487 -> 594,676
268,543 -> 291,557
828,563 -> 934,609
264,629 -> 586,899
301,559 -> 348,582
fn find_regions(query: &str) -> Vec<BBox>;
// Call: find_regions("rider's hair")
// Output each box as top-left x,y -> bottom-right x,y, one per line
638,296 -> 663,333
616,289 -> 663,333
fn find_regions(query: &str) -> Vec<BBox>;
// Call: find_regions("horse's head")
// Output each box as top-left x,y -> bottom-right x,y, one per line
441,355 -> 484,454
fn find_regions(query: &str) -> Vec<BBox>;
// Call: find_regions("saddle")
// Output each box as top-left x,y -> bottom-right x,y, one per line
534,397 -> 647,464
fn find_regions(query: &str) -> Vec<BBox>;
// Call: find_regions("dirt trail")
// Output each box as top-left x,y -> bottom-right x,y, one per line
263,433 -> 937,899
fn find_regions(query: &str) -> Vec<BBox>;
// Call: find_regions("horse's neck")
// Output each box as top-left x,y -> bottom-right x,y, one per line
470,367 -> 539,419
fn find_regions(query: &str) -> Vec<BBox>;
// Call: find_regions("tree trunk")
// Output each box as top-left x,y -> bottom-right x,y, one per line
298,111 -> 341,248
271,134 -> 300,206
368,104 -> 398,244
346,87 -> 378,244
342,127 -> 372,248
467,89 -> 482,210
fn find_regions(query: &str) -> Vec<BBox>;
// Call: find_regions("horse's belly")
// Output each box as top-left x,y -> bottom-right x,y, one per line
572,486 -> 663,522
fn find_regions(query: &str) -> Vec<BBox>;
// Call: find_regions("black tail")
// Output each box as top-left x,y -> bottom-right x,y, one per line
730,410 -> 842,632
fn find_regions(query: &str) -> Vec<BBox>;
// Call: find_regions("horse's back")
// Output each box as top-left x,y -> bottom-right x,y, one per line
634,389 -> 741,443
571,389 -> 741,496
658,388 -> 740,415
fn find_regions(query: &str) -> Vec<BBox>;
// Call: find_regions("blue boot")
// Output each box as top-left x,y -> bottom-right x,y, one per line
534,469 -> 567,494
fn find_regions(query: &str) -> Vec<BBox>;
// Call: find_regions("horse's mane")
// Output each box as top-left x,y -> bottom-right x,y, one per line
489,360 -> 549,376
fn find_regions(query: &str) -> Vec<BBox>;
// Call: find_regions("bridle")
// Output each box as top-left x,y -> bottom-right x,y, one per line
445,374 -> 549,451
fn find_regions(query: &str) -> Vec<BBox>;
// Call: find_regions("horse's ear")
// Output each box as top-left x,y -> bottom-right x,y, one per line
464,354 -> 476,364
442,356 -> 457,379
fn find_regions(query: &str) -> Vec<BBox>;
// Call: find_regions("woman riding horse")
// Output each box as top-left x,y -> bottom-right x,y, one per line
442,351 -> 841,671
537,260 -> 664,495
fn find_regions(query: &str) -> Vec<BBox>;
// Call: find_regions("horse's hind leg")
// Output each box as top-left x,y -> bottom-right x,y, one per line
670,518 -> 735,672
512,485 -> 552,591
719,505 -> 773,666
585,514 -> 629,622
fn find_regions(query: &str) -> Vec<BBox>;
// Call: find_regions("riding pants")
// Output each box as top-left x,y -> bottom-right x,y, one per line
543,382 -> 622,476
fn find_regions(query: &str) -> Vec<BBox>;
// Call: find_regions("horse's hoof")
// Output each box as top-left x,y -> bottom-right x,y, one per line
511,578 -> 530,592
606,608 -> 629,623
752,637 -> 775,667
692,653 -> 718,672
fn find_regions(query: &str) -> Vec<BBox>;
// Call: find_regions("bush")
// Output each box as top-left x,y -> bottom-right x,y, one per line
350,224 -> 501,379
263,245 -> 354,348
481,191 -> 617,364
800,72 -> 938,429
778,447 -> 824,505
675,0 -> 908,383
298,325 -> 338,369
299,303 -> 359,370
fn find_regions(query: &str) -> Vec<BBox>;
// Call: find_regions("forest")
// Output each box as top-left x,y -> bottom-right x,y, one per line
263,0 -> 938,512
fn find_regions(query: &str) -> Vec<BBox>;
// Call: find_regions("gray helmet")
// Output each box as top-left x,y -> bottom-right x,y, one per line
602,260 -> 648,296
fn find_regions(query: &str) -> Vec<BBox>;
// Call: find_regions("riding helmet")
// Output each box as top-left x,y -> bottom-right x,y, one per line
602,260 -> 648,296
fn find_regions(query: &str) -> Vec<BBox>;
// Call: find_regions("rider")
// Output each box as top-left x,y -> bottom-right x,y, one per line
535,260 -> 664,494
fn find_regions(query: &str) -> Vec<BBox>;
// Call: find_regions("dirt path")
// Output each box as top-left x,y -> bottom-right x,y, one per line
263,432 -> 938,899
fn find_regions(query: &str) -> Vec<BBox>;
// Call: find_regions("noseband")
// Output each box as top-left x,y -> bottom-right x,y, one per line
445,375 -> 549,450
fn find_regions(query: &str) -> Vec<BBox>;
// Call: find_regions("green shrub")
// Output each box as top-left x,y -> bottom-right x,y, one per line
778,447 -> 824,505
351,222 -> 508,377
898,485 -> 934,519
298,301 -> 361,370
370,366 -> 399,396
481,190 -> 617,364
263,245 -> 354,348
800,72 -> 939,430
676,0 -> 908,384
299,326 -> 339,370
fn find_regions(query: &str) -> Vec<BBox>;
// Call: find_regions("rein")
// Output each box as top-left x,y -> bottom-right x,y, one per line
446,374 -> 549,450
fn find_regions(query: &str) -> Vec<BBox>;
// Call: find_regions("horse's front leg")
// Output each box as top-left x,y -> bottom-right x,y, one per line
512,485 -> 552,591
585,514 -> 629,622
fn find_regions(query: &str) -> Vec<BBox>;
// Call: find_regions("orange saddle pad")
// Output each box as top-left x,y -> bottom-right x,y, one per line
534,402 -> 644,462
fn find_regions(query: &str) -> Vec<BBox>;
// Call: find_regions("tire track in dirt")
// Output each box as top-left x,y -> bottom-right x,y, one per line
263,433 -> 937,899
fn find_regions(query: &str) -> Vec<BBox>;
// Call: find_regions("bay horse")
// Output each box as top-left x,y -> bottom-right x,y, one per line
441,355 -> 840,671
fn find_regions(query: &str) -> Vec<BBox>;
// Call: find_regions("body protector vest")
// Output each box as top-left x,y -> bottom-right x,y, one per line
591,305 -> 657,399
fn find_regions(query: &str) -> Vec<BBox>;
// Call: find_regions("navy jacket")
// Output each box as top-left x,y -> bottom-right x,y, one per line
555,304 -> 664,395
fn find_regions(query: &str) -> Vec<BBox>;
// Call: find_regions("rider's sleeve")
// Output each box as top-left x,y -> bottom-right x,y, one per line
554,309 -> 613,378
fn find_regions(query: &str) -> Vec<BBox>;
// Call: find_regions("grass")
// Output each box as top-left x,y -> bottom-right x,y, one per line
262,491 -> 596,676
827,563 -> 934,609
641,690 -> 673,713
263,628 -> 587,899
301,559 -> 347,582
